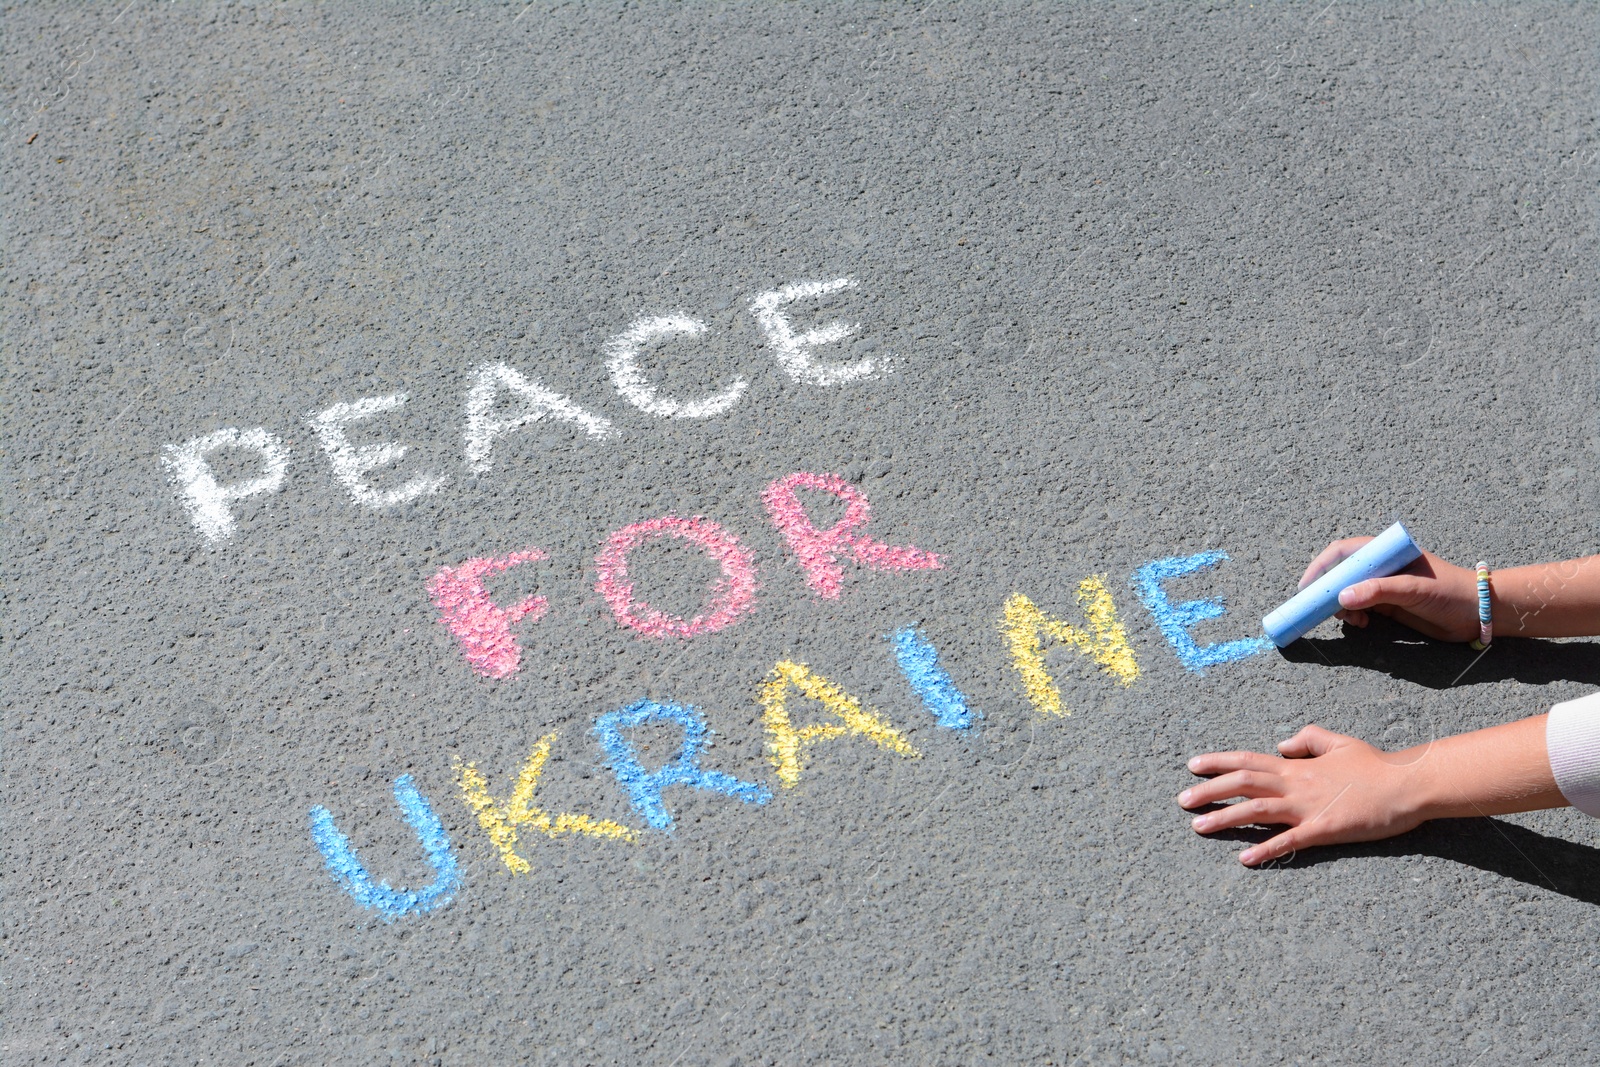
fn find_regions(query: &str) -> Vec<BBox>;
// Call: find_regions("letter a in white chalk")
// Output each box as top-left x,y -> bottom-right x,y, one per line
163,427 -> 290,543
750,278 -> 874,385
464,361 -> 614,473
307,393 -> 445,508
605,315 -> 748,418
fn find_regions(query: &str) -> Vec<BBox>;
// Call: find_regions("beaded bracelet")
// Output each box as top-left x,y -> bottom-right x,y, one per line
1470,561 -> 1493,650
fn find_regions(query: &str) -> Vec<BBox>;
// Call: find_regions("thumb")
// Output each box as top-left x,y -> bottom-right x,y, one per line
1278,724 -> 1346,758
1337,575 -> 1431,612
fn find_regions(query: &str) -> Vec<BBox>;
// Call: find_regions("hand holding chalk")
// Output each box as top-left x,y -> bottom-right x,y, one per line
1264,523 -> 1424,646
1191,544 -> 1600,866
1268,526 -> 1485,645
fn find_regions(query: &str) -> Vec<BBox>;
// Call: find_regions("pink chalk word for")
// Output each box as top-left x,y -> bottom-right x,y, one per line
428,471 -> 941,677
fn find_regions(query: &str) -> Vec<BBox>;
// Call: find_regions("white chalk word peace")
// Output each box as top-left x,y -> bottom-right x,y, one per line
163,277 -> 880,543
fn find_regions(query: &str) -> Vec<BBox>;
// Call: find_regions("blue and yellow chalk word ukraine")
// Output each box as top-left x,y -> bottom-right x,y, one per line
310,469 -> 1274,920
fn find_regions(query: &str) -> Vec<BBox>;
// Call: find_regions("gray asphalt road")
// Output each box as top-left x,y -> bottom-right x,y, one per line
5,2 -> 1598,1064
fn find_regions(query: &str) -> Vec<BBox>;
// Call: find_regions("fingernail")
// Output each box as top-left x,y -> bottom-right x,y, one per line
1186,756 -> 1201,772
1192,815 -> 1211,831
1239,849 -> 1257,864
1338,584 -> 1362,607
1179,789 -> 1193,806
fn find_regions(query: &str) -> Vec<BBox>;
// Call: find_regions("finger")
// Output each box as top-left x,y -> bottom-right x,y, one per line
1240,827 -> 1301,866
1342,578 -> 1461,640
1335,608 -> 1369,628
1360,601 -> 1454,640
1276,724 -> 1349,759
1337,574 -> 1435,614
1178,770 -> 1284,809
1190,798 -> 1293,835
1186,750 -> 1284,778
1298,537 -> 1374,589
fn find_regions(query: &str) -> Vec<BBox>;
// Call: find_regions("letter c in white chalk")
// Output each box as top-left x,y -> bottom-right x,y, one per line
605,315 -> 747,418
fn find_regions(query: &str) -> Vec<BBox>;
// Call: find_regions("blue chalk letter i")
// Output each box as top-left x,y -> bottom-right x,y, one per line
890,626 -> 977,730
1132,551 -> 1272,673
595,700 -> 772,831
309,774 -> 461,920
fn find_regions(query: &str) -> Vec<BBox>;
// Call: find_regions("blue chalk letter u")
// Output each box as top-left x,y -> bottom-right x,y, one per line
595,699 -> 771,831
309,774 -> 460,920
1132,551 -> 1272,673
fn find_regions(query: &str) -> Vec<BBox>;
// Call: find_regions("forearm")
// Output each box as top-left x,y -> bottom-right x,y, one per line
1400,714 -> 1567,821
1492,555 -> 1600,638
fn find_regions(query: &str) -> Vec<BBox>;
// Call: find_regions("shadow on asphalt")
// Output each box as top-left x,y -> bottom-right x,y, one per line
1279,617 -> 1600,689
1208,819 -> 1600,907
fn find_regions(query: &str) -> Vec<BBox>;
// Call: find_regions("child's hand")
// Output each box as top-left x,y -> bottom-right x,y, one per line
1183,715 -> 1568,865
1299,537 -> 1480,642
1180,725 -> 1430,865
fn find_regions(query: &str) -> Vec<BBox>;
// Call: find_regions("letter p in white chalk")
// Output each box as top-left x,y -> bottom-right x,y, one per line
163,427 -> 290,543
751,278 -> 874,385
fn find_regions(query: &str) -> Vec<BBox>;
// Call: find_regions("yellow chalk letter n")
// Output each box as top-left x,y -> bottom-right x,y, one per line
1001,576 -> 1140,717
761,660 -> 919,788
455,733 -> 636,875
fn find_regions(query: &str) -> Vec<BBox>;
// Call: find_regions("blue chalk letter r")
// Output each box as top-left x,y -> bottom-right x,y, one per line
595,700 -> 771,831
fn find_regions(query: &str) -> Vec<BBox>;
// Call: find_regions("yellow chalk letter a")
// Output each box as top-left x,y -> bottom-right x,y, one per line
761,660 -> 919,788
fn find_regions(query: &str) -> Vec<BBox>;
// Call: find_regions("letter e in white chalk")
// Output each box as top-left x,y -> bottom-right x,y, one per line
750,278 -> 873,385
307,393 -> 445,508
163,427 -> 290,543
605,315 -> 747,418
464,361 -> 614,473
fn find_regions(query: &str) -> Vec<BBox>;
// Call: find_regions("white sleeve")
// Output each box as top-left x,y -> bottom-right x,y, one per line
1546,691 -> 1600,817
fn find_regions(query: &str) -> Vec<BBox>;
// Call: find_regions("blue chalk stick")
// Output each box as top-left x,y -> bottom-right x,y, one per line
1262,521 -> 1422,647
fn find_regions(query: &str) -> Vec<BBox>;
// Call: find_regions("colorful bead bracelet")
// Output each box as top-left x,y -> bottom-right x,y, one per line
1470,561 -> 1493,650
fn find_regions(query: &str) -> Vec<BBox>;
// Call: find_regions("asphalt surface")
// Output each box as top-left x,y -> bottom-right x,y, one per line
5,2 -> 1599,1064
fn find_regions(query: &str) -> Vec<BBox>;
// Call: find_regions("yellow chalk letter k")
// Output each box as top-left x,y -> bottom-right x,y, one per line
455,733 -> 635,875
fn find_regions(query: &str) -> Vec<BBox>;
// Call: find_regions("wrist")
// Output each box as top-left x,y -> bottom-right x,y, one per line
1486,558 -> 1598,639
1387,742 -> 1462,823
1392,716 -> 1565,821
1488,575 -> 1523,637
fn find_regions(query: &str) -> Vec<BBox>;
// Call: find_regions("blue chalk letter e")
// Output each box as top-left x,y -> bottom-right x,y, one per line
595,700 -> 771,831
1132,551 -> 1271,673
